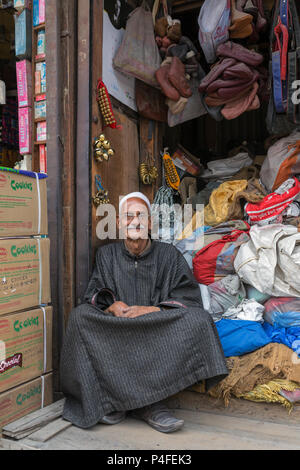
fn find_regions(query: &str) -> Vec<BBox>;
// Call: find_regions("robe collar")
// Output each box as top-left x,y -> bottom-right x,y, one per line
121,237 -> 154,260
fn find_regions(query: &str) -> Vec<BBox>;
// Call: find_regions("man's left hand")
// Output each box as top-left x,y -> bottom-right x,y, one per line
122,306 -> 160,318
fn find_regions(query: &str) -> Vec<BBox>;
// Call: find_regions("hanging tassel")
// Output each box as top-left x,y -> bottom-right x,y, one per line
96,80 -> 122,129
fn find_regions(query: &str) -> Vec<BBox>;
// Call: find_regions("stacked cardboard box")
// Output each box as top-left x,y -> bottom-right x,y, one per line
0,167 -> 52,431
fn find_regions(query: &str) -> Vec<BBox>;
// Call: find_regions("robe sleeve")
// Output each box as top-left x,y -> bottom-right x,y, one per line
83,248 -> 117,310
156,247 -> 203,310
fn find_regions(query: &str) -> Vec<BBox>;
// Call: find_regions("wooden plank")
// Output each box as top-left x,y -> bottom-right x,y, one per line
0,438 -> 38,451
2,399 -> 65,440
25,418 -> 72,443
59,0 -> 77,327
10,411 -> 300,450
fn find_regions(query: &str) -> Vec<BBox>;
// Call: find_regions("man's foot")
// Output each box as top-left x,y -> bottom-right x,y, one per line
131,401 -> 184,433
99,411 -> 126,425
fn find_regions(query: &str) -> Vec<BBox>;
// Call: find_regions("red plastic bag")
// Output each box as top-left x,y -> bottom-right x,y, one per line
192,228 -> 249,285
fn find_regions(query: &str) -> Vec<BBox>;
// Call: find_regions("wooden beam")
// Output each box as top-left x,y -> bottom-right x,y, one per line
59,0 -> 77,325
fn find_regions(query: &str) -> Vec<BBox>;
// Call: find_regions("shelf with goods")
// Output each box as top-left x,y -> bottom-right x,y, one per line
31,0 -> 46,173
0,1 -> 52,434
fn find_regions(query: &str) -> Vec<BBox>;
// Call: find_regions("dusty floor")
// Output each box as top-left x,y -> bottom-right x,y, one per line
1,391 -> 300,450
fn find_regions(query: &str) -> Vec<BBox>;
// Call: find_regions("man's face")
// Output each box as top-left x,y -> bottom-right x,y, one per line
118,198 -> 151,240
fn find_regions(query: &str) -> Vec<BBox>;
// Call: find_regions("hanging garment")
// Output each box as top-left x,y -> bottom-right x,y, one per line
60,241 -> 228,428
266,0 -> 300,133
198,0 -> 231,64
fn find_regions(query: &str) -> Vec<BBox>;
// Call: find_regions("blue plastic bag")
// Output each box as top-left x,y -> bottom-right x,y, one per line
262,322 -> 300,357
215,319 -> 271,357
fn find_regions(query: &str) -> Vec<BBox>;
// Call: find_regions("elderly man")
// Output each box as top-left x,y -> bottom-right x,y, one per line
60,192 -> 228,433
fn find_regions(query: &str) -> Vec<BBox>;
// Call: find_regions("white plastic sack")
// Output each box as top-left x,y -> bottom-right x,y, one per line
198,0 -> 231,64
234,224 -> 300,297
201,152 -> 253,180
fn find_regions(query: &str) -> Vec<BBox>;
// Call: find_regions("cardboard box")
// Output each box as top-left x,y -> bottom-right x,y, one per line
39,144 -> 46,173
14,0 -> 32,11
36,29 -> 45,58
0,306 -> 52,393
0,237 -> 51,316
36,120 -> 46,142
18,107 -> 32,154
16,60 -> 32,108
0,168 -> 48,236
0,373 -> 53,430
34,100 -> 46,119
33,0 -> 45,27
171,145 -> 203,176
15,8 -> 32,60
35,62 -> 46,93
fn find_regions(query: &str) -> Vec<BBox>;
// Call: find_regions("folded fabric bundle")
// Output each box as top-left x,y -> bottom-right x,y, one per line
198,41 -> 267,120
215,319 -> 271,357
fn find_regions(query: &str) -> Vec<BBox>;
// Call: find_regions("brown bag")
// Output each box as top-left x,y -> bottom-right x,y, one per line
135,79 -> 168,122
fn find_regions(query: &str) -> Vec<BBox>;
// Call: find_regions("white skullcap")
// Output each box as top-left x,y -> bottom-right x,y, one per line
119,192 -> 151,214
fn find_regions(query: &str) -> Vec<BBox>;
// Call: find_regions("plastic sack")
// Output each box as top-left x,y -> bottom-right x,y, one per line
198,0 -> 231,64
215,319 -> 271,357
260,131 -> 300,192
246,285 -> 271,304
264,297 -> 300,327
234,224 -> 300,297
113,1 -> 161,87
174,225 -> 211,269
245,177 -> 300,226
207,275 -> 246,321
201,153 -> 253,180
262,323 -> 300,356
193,228 -> 250,285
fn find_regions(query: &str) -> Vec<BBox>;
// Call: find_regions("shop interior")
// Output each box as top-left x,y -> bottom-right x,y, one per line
0,4 -> 19,169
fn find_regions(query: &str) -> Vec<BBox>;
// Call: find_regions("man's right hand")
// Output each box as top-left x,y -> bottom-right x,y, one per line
105,301 -> 129,317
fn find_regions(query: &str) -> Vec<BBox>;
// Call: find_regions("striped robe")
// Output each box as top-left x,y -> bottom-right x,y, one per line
60,241 -> 228,428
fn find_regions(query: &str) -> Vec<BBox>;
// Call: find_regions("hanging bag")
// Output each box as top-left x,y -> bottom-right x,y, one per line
267,0 -> 300,131
113,0 -> 161,87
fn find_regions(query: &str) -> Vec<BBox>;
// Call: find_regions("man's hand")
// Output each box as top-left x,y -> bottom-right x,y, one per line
122,306 -> 160,318
105,301 -> 129,317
